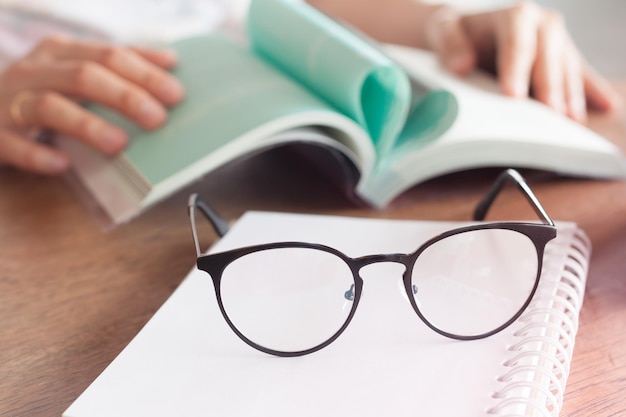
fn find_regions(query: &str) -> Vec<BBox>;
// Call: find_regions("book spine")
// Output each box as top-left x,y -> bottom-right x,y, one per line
487,229 -> 591,417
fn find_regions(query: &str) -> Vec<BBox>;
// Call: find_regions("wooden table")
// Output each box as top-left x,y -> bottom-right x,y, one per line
1,96 -> 626,417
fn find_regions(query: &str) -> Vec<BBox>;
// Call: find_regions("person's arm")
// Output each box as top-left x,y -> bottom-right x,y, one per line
307,0 -> 622,123
0,36 -> 184,174
307,0 -> 442,50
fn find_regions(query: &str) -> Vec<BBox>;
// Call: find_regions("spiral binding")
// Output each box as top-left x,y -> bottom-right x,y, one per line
487,228 -> 591,417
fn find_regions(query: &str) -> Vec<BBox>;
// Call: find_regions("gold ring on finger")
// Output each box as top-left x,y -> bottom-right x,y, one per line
9,90 -> 36,129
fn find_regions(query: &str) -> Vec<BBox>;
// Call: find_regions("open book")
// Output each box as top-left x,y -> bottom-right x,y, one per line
62,207 -> 590,417
57,0 -> 626,225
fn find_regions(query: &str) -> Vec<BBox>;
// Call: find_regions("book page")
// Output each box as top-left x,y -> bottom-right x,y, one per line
248,0 -> 412,156
63,212 -> 584,417
87,34 -> 370,187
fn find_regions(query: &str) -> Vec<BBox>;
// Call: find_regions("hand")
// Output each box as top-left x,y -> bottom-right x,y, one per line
0,36 -> 185,174
423,1 -> 622,122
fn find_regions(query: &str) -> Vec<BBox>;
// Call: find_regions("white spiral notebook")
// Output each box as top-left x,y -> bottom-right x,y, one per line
63,211 -> 590,417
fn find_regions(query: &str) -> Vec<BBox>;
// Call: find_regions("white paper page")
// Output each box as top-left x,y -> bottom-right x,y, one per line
63,212 -> 581,417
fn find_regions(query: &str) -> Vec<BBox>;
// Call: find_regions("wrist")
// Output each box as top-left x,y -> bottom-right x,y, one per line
405,3 -> 450,50
308,0 -> 447,49
362,1 -> 449,49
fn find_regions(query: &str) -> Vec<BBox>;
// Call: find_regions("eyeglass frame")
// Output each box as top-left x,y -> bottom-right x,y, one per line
188,169 -> 557,357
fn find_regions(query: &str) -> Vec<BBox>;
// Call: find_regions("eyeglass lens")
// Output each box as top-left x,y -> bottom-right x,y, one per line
411,229 -> 538,337
219,247 -> 356,353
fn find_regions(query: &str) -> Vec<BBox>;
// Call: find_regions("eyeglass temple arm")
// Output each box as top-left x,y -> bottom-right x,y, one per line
188,194 -> 230,257
473,169 -> 555,226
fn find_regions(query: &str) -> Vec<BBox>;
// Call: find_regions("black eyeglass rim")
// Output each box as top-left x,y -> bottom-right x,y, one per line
208,242 -> 366,357
188,169 -> 558,356
197,221 -> 555,356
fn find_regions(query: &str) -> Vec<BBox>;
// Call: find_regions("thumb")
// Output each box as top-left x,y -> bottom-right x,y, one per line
425,7 -> 476,75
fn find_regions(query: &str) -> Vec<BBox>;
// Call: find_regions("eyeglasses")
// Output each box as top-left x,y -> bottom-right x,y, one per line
189,169 -> 556,357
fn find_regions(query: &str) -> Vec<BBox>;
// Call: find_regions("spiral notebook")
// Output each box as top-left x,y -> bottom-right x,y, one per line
63,211 -> 590,417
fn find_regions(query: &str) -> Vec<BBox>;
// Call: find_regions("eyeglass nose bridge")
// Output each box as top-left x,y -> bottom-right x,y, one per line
352,253 -> 412,272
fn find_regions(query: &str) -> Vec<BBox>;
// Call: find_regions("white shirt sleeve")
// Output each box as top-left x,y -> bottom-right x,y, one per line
0,0 -> 249,68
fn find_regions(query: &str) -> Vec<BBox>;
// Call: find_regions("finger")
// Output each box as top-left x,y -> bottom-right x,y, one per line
426,7 -> 477,74
583,62 -> 623,112
102,49 -> 183,106
130,47 -> 179,69
531,10 -> 566,114
495,2 -> 541,98
33,37 -> 184,106
0,129 -> 68,174
34,36 -> 178,69
47,60 -> 168,130
95,48 -> 184,106
12,91 -> 128,154
562,41 -> 586,122
0,61 -> 169,130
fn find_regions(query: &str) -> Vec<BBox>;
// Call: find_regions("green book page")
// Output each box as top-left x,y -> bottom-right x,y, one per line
248,0 -> 411,156
90,35 -> 342,186
395,90 -> 458,152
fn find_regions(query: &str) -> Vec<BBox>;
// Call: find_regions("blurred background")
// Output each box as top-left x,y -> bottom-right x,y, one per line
536,0 -> 625,78
0,0 -> 623,77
